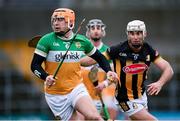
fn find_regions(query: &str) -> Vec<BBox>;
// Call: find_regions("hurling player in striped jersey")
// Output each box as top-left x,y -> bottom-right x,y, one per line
81,20 -> 174,120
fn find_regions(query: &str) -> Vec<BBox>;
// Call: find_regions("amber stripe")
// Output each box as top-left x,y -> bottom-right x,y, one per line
137,62 -> 144,98
115,59 -> 121,86
125,60 -> 133,100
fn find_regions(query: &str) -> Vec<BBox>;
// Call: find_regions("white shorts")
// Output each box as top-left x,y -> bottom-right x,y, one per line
45,83 -> 90,121
118,92 -> 148,116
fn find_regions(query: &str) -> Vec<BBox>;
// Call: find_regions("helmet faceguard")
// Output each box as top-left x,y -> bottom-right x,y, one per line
51,8 -> 75,29
86,19 -> 106,38
126,20 -> 146,37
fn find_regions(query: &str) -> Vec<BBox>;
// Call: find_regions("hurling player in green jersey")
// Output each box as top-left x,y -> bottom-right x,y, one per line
31,8 -> 118,121
81,19 -> 120,120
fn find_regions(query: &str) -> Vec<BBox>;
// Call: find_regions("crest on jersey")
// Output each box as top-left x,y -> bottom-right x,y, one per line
132,53 -> 139,60
123,63 -> 148,74
75,42 -> 81,48
63,42 -> 70,49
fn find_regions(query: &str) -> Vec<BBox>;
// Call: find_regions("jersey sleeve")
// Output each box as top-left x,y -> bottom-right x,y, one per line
107,44 -> 121,59
145,43 -> 160,62
34,34 -> 50,57
103,45 -> 113,64
83,36 -> 96,56
150,49 -> 160,62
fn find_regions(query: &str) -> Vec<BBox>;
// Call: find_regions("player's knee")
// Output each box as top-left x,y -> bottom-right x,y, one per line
108,107 -> 118,120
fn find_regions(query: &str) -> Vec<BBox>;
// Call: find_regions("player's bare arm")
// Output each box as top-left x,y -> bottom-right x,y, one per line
80,56 -> 97,66
147,57 -> 174,95
80,51 -> 110,67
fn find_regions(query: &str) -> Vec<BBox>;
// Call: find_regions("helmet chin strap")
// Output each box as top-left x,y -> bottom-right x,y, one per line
55,29 -> 70,37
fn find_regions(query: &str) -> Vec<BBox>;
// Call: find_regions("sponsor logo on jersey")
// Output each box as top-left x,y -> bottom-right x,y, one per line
53,42 -> 60,46
55,51 -> 81,62
34,70 -> 41,78
119,52 -> 127,57
123,63 -> 148,74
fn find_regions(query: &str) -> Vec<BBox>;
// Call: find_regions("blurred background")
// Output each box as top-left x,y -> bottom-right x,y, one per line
0,0 -> 180,120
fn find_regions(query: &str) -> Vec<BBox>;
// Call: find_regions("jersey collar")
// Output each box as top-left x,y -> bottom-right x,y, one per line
57,32 -> 74,41
96,42 -> 103,50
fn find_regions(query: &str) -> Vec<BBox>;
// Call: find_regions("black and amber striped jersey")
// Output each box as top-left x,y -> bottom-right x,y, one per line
106,41 -> 160,102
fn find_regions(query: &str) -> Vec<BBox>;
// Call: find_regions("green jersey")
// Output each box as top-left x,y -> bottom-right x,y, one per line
35,32 -> 96,94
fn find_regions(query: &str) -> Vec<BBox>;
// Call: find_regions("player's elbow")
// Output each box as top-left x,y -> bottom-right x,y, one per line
30,61 -> 35,73
80,57 -> 97,67
169,64 -> 174,77
166,62 -> 174,79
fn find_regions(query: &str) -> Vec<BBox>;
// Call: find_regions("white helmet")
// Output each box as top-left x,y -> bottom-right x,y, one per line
86,19 -> 106,38
126,20 -> 146,36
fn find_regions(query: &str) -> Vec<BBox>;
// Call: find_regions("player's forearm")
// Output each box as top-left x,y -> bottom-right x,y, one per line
157,62 -> 174,86
90,50 -> 111,73
31,53 -> 49,80
80,56 -> 97,67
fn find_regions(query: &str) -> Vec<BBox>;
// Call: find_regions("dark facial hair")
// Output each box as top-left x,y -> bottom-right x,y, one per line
132,44 -> 142,49
92,37 -> 100,42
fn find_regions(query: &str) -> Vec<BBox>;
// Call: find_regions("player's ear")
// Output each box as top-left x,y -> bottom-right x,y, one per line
144,32 -> 147,38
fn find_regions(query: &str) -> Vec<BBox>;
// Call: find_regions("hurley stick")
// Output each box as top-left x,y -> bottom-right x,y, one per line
53,18 -> 86,78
